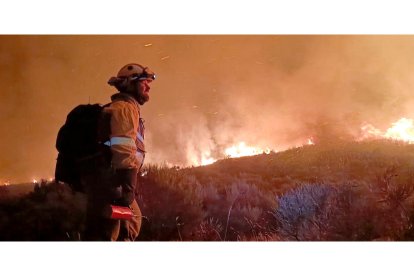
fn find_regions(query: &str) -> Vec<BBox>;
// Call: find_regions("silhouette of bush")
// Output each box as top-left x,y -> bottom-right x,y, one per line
0,181 -> 86,241
137,165 -> 204,241
137,165 -> 277,241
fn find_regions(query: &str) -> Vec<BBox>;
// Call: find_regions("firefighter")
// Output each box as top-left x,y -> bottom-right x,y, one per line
84,63 -> 155,241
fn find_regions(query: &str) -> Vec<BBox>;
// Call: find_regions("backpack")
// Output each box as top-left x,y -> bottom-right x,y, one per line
55,103 -> 110,193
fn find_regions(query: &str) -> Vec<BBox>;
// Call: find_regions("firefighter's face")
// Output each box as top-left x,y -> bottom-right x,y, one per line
129,78 -> 153,105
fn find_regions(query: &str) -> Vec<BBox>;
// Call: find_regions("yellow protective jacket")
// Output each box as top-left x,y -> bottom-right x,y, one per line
102,93 -> 145,170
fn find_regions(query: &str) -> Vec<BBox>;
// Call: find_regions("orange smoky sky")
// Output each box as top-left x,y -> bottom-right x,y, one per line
2,35 -> 414,183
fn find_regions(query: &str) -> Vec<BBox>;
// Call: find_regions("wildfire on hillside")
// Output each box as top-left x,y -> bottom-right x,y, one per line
193,117 -> 414,166
13,117 -> 414,182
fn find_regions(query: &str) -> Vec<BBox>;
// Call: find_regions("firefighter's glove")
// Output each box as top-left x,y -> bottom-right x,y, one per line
113,168 -> 138,207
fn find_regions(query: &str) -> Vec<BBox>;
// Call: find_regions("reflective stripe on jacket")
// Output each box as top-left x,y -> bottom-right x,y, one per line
102,93 -> 145,169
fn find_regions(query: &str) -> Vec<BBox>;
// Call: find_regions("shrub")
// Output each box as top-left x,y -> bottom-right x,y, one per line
273,183 -> 335,240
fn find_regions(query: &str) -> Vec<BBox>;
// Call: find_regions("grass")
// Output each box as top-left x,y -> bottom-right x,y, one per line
2,139 -> 414,240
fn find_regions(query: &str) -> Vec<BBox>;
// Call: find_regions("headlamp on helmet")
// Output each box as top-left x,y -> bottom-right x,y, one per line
116,63 -> 155,80
129,67 -> 156,81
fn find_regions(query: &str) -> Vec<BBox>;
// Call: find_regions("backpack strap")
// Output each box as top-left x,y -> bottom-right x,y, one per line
97,102 -> 112,145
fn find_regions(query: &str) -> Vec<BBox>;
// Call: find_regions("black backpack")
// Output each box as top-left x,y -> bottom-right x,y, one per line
55,103 -> 110,193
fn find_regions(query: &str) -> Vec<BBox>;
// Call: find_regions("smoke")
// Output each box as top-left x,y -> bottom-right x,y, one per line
2,35 -> 414,183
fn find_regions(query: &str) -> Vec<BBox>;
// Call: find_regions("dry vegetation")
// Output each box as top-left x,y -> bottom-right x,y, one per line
2,139 -> 414,241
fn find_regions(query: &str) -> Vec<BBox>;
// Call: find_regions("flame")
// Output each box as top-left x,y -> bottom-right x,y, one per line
201,155 -> 216,166
384,118 -> 414,142
194,138 -> 318,166
188,148 -> 217,166
224,142 -> 270,158
192,142 -> 272,166
360,117 -> 414,143
359,123 -> 384,140
185,117 -> 414,168
32,179 -> 38,184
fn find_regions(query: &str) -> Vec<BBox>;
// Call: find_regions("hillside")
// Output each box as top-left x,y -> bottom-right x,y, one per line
0,182 -> 35,198
1,139 -> 414,241
184,139 -> 414,202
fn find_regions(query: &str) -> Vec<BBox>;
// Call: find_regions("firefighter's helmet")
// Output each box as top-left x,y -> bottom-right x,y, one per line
108,63 -> 155,89
117,63 -> 156,81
